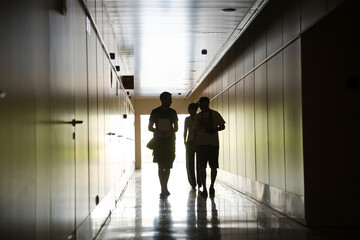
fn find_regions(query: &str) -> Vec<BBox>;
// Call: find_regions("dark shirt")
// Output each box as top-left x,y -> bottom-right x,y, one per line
150,106 -> 178,138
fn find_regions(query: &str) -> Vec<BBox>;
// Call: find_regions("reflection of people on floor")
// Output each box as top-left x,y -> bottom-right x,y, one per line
210,198 -> 220,238
196,195 -> 221,239
148,91 -> 179,199
153,199 -> 175,239
184,103 -> 202,190
185,190 -> 197,237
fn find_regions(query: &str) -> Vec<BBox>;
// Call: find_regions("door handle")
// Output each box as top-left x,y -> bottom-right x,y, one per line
68,119 -> 83,126
107,132 -> 115,135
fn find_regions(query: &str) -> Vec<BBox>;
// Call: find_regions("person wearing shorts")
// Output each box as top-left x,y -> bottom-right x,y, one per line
194,97 -> 225,198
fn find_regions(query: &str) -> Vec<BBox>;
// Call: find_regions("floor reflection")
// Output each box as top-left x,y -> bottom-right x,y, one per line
153,199 -> 175,239
95,163 -> 360,240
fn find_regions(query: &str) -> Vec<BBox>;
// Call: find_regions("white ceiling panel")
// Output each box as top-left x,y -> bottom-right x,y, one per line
104,0 -> 267,98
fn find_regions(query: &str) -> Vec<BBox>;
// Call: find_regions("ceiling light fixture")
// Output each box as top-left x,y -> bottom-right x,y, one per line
222,8 -> 236,12
203,32 -> 227,35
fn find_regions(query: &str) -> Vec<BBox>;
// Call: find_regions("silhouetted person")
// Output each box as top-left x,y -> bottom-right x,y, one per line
194,97 -> 225,198
149,91 -> 178,198
184,103 -> 202,190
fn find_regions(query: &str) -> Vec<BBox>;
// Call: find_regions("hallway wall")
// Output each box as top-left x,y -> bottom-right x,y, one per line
188,0 -> 359,226
0,1 -> 135,239
301,1 -> 360,226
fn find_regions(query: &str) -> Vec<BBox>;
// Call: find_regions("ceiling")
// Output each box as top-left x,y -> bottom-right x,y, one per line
104,0 -> 267,98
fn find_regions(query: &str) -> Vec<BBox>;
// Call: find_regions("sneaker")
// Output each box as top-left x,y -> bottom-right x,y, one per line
209,187 -> 215,198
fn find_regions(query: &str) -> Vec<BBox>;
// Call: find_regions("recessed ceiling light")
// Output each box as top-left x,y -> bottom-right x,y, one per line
222,8 -> 236,12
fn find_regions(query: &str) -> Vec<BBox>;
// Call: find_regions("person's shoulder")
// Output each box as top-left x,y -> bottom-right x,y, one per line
168,108 -> 178,115
150,106 -> 161,115
211,109 -> 221,115
152,106 -> 162,112
169,107 -> 177,113
211,109 -> 225,122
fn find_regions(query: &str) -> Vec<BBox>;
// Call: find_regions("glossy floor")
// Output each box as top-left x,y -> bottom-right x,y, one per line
95,163 -> 358,240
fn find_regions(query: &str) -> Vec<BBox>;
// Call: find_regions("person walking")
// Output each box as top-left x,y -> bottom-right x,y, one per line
194,97 -> 225,198
148,92 -> 178,199
184,103 -> 202,191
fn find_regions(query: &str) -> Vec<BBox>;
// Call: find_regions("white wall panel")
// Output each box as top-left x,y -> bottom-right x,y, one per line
254,64 -> 269,184
283,40 -> 304,195
222,61 -> 230,172
267,53 -> 285,190
235,81 -> 246,177
244,73 -> 256,180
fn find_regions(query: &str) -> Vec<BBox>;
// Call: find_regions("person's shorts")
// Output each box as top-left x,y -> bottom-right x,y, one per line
197,145 -> 219,168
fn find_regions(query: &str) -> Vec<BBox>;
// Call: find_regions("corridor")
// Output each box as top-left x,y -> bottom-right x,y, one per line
94,163 -> 357,240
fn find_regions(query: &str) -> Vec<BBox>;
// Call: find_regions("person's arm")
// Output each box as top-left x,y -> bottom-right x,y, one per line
216,124 -> 225,131
214,111 -> 225,132
148,119 -> 157,134
173,120 -> 178,133
171,111 -> 179,135
193,116 -> 198,151
183,119 -> 188,144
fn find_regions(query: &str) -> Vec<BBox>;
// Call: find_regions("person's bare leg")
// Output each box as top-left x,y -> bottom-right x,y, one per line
199,167 -> 207,197
159,167 -> 171,195
163,168 -> 170,194
158,167 -> 165,193
209,168 -> 217,197
210,168 -> 217,189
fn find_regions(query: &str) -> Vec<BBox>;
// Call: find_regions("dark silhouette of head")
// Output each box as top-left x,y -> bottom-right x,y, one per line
188,103 -> 199,116
198,97 -> 210,111
160,91 -> 172,108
